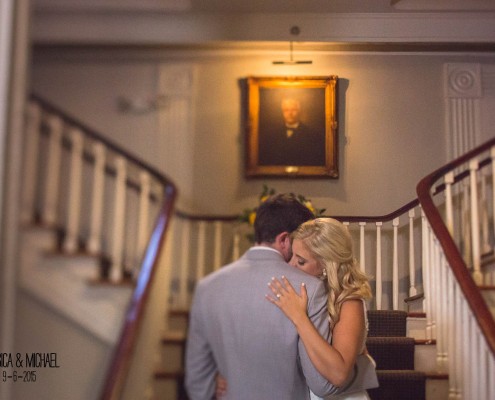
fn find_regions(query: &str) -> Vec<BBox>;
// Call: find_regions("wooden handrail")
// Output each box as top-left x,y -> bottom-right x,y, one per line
30,94 -> 168,185
417,137 -> 495,358
100,184 -> 177,400
29,94 -> 178,399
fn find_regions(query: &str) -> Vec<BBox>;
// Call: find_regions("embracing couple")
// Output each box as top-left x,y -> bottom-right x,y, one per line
185,194 -> 378,399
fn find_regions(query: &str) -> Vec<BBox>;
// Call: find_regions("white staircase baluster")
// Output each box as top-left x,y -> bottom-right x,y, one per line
232,229 -> 240,261
392,217 -> 399,310
469,159 -> 482,284
21,102 -> 41,224
42,114 -> 63,226
447,272 -> 457,399
408,210 -> 417,297
470,319 -> 479,400
135,171 -> 151,275
491,146 -> 495,253
461,301 -> 470,399
445,171 -> 455,235
422,210 -> 433,341
437,253 -> 454,372
110,156 -> 127,282
454,284 -> 462,400
375,222 -> 382,310
87,141 -> 105,254
196,221 -> 206,281
179,219 -> 191,307
489,351 -> 495,400
479,168 -> 490,255
461,182 -> 472,267
359,222 -> 366,273
213,221 -> 222,271
63,127 -> 84,253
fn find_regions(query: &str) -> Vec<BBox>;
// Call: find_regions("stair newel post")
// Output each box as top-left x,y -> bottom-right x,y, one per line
408,209 -> 417,297
110,155 -> 127,283
87,141 -> 105,255
375,222 -> 383,310
469,158 -> 482,284
42,114 -> 63,227
359,222 -> 366,273
179,219 -> 191,308
213,221 -> 222,271
135,171 -> 151,275
196,221 -> 206,281
392,217 -> 399,310
63,127 -> 84,253
21,102 -> 41,224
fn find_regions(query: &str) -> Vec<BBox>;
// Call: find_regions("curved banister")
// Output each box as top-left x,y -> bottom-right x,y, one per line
417,136 -> 495,358
100,184 -> 177,400
27,94 -> 178,399
30,94 -> 168,185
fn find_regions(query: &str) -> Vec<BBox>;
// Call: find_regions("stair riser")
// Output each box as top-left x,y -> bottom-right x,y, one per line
407,317 -> 427,340
426,377 -> 449,400
415,344 -> 441,374
160,344 -> 184,373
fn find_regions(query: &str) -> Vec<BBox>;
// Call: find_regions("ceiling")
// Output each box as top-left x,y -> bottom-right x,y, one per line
31,0 -> 495,49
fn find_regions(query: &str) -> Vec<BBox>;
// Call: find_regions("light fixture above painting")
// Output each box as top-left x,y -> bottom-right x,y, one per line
272,26 -> 312,65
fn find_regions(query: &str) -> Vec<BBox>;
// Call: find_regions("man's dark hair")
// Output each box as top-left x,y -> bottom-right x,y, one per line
254,193 -> 315,244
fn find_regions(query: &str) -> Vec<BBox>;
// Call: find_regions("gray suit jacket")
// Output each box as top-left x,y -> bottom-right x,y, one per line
185,247 -> 341,400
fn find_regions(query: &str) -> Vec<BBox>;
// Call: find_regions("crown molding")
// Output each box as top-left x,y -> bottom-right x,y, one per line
32,12 -> 495,46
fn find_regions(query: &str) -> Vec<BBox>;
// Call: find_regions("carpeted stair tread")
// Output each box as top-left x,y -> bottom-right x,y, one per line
368,370 -> 426,400
367,310 -> 408,337
366,336 -> 415,370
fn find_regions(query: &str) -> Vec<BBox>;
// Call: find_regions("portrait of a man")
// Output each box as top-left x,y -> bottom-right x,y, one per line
245,76 -> 338,178
258,93 -> 326,167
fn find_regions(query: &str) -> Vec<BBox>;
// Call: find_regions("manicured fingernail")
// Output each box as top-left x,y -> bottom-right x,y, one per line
281,275 -> 285,279
302,283 -> 306,286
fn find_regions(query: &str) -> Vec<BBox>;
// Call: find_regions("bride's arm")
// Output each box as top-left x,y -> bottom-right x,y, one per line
267,277 -> 365,387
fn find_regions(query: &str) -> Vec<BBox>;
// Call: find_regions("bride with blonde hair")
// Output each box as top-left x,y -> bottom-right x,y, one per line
267,217 -> 376,400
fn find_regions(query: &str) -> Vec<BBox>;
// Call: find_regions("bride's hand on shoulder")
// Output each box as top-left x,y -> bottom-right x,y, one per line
266,276 -> 309,326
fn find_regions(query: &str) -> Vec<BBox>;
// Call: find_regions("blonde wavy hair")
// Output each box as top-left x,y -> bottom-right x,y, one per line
292,218 -> 372,329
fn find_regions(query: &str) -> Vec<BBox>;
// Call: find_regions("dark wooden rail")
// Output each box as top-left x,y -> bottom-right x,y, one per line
100,184 -> 177,400
28,94 -> 178,400
417,136 -> 495,358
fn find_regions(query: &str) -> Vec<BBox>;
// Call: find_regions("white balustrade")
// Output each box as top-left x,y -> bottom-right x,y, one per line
135,171 -> 151,274
213,221 -> 222,271
110,156 -> 127,282
469,159 -> 482,284
359,222 -> 366,273
408,209 -> 417,297
179,219 -> 191,307
375,222 -> 382,310
392,217 -> 399,310
63,127 -> 83,253
21,102 -> 40,224
196,221 -> 206,281
42,114 -> 63,226
87,141 -> 105,254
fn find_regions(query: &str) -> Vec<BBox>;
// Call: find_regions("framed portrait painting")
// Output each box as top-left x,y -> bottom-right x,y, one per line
245,76 -> 338,178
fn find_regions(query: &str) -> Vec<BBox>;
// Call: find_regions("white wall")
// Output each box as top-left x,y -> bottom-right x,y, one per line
31,48 -> 495,216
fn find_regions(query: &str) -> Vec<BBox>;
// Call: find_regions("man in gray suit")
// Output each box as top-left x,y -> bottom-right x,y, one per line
185,194 -> 342,399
